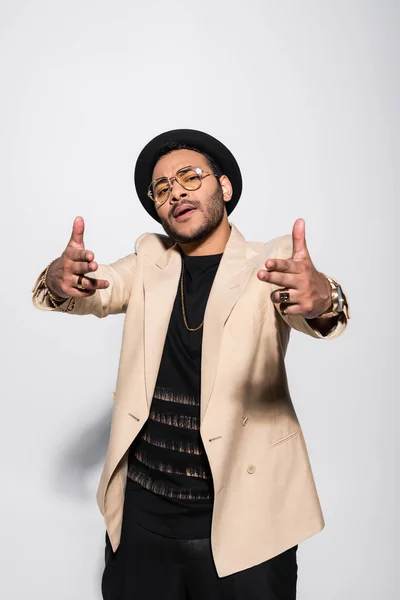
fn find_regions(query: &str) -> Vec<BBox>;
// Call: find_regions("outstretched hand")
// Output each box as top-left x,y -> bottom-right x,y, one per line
46,216 -> 110,299
257,218 -> 332,318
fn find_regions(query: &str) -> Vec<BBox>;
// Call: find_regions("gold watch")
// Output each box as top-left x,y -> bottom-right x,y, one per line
318,276 -> 348,318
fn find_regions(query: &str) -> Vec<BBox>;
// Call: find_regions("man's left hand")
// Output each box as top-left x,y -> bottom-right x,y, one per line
257,218 -> 332,318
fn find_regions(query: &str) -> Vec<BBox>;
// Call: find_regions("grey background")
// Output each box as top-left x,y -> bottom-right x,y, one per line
1,1 -> 398,598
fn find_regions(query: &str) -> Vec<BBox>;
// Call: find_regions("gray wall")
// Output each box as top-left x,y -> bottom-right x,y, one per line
1,1 -> 398,598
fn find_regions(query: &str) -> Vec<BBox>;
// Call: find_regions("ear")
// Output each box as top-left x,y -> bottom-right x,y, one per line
219,175 -> 233,203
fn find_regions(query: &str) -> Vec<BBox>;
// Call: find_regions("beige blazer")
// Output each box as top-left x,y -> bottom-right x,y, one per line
32,223 -> 349,577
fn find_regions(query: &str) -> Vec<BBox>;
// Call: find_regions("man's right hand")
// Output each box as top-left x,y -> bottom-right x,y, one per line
46,216 -> 110,299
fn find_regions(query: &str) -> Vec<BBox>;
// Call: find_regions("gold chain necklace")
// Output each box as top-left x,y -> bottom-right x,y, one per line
180,259 -> 203,332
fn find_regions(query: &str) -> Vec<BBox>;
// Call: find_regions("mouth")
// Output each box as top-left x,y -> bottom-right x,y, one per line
173,204 -> 197,221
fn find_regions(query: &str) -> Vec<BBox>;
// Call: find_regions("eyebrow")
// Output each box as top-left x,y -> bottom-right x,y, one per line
152,165 -> 202,181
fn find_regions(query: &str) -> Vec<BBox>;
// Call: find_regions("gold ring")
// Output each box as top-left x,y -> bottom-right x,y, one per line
77,275 -> 85,290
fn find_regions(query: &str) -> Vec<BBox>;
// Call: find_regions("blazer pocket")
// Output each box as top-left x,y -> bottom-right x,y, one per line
271,428 -> 301,447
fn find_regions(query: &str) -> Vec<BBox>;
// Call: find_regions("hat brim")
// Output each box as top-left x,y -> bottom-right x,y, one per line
134,129 -> 242,223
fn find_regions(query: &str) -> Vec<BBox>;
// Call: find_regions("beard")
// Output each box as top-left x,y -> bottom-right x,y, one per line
159,184 -> 225,244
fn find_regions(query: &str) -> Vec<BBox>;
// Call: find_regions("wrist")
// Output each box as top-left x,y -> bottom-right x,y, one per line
319,276 -> 333,316
41,259 -> 75,313
46,259 -> 69,301
317,274 -> 347,318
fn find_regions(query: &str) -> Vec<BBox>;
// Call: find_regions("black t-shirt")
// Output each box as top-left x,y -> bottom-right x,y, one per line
125,251 -> 223,538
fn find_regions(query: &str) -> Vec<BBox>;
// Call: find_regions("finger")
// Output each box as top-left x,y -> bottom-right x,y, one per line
264,258 -> 301,274
291,218 -> 310,261
65,248 -> 97,274
70,261 -> 98,275
69,216 -> 85,249
277,302 -> 292,316
72,275 -> 109,291
257,270 -> 299,289
270,288 -> 299,305
278,303 -> 307,316
67,248 -> 95,263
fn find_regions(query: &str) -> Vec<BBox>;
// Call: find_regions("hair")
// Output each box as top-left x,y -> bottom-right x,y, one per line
153,142 -> 224,178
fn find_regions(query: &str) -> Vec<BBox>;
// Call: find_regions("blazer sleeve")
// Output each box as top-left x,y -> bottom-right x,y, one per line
272,234 -> 350,340
31,232 -> 148,318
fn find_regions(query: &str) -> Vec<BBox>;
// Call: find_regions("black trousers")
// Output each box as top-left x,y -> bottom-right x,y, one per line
101,516 -> 298,600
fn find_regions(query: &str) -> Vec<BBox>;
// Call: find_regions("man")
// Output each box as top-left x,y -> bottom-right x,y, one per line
32,129 -> 350,599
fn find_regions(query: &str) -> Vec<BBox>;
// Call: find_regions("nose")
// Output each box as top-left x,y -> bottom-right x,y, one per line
169,178 -> 188,203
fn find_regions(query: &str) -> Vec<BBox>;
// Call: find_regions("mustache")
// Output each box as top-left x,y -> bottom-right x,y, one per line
169,200 -> 201,219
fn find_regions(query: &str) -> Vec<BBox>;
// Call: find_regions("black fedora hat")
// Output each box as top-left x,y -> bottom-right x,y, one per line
134,128 -> 242,223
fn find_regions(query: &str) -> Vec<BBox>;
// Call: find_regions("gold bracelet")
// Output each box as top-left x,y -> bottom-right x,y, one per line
41,259 -> 76,313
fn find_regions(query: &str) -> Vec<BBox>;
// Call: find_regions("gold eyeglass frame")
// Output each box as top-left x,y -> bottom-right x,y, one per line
147,166 -> 214,207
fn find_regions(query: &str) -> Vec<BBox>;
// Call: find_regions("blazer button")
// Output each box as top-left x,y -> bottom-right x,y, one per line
247,464 -> 256,474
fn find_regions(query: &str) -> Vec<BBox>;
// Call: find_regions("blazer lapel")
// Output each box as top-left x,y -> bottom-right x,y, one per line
200,225 -> 256,422
144,245 -> 181,408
